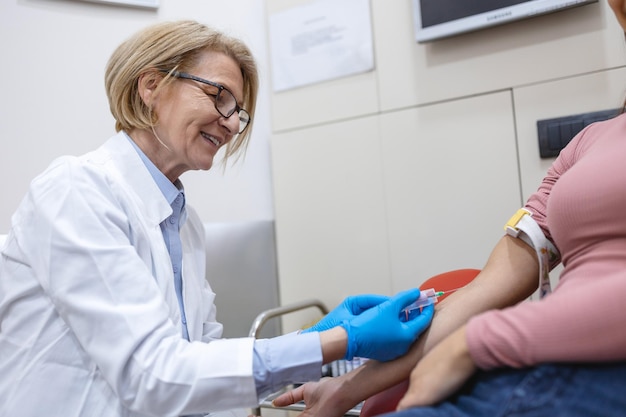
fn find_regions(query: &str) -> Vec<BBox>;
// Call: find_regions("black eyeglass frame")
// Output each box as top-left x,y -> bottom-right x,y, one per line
160,69 -> 251,134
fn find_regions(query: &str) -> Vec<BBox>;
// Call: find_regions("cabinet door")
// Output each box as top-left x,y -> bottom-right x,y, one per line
380,91 -> 521,292
271,116 -> 391,331
271,91 -> 522,329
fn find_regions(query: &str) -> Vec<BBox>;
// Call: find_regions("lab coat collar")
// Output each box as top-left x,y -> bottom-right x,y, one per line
97,131 -> 173,228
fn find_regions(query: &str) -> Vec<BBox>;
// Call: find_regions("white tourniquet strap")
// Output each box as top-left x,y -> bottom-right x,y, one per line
504,208 -> 559,298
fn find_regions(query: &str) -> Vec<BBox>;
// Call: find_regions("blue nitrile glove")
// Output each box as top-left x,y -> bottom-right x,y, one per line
302,294 -> 390,333
340,288 -> 434,362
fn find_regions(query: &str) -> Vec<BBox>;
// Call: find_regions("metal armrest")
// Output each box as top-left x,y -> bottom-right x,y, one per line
249,300 -> 363,416
248,298 -> 329,338
249,299 -> 328,416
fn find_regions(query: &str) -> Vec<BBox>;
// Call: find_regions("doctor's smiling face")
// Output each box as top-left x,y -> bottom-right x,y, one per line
134,50 -> 246,182
105,20 -> 258,183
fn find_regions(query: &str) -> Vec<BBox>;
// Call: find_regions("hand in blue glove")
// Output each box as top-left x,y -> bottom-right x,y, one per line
340,288 -> 434,362
302,294 -> 390,333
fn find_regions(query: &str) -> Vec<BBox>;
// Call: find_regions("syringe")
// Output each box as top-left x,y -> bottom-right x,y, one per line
402,287 -> 463,321
402,288 -> 443,315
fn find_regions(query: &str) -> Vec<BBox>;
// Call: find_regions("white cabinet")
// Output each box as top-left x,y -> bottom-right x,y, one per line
265,0 -> 626,321
271,92 -> 522,324
380,92 -> 521,292
271,116 -> 391,330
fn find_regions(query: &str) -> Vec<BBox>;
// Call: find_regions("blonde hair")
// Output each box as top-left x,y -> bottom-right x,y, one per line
105,20 -> 258,162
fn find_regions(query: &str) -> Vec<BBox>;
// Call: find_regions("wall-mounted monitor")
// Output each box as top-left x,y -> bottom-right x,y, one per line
412,0 -> 598,43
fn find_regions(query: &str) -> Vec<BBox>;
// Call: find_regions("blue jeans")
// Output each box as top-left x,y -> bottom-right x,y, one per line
382,362 -> 626,417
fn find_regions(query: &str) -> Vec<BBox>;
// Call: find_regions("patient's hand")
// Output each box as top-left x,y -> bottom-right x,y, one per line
397,325 -> 476,410
272,377 -> 356,417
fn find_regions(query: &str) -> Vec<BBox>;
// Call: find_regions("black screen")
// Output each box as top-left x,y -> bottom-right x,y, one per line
420,0 -> 532,28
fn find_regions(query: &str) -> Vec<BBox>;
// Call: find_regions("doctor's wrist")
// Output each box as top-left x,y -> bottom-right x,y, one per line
319,326 -> 348,364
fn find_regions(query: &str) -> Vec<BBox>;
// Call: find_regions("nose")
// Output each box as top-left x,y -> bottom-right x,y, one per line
219,112 -> 241,135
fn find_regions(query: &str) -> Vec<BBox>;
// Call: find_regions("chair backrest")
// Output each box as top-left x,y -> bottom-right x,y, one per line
359,268 -> 481,417
204,221 -> 281,339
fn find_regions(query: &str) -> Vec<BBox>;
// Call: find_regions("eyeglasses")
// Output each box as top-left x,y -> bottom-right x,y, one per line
162,70 -> 251,134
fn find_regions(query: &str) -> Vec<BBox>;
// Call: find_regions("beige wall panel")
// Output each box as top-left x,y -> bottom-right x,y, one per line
266,0 -> 379,132
373,0 -> 626,113
513,66 -> 626,202
270,72 -> 379,132
270,117 -> 392,331
380,92 -> 522,292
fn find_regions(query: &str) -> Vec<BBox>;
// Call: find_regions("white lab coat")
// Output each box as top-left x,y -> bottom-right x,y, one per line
0,132 -> 258,416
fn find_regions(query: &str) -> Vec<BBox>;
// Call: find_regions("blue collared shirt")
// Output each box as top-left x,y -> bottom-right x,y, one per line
126,135 -> 189,340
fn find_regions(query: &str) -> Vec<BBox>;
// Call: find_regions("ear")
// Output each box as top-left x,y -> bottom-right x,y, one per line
137,70 -> 162,108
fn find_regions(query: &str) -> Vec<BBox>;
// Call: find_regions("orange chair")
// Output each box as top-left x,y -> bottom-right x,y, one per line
359,269 -> 481,417
419,268 -> 480,302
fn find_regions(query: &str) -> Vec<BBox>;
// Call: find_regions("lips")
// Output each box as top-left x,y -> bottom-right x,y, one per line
201,131 -> 220,147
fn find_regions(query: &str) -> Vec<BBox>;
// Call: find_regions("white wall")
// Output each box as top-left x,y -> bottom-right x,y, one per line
0,0 -> 274,233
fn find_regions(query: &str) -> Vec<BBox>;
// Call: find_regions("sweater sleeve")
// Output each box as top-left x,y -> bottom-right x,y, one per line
523,124 -> 590,248
466,271 -> 626,369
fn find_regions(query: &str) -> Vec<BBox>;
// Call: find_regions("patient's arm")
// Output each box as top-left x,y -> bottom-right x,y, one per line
272,235 -> 539,417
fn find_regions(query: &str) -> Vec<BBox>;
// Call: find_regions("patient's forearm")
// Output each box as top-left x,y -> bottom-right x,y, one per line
423,235 -> 539,352
336,235 -> 540,404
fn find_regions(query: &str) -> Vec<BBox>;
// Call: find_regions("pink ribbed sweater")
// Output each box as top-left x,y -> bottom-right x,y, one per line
466,113 -> 626,369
